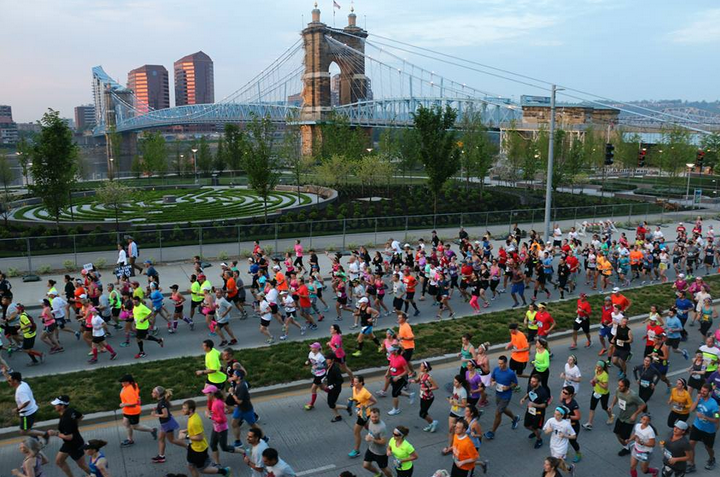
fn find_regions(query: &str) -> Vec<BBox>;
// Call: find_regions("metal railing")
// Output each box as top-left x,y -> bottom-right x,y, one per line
0,202 -> 686,274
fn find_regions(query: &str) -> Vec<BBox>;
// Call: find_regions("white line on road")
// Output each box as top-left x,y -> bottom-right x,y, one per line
297,465 -> 337,476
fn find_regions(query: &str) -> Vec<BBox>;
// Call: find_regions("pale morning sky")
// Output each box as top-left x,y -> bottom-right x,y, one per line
1,0 -> 718,122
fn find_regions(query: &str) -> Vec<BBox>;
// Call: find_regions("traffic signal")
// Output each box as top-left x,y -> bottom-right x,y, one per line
604,143 -> 614,165
638,148 -> 647,167
697,149 -> 705,168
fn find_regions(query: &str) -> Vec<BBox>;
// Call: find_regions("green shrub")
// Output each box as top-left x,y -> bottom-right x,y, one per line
218,251 -> 229,261
7,267 -> 19,277
63,260 -> 75,272
95,258 -> 107,269
239,249 -> 251,258
326,243 -> 336,251
38,265 -> 52,274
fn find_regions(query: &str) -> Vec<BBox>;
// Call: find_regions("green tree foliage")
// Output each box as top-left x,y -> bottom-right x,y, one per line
140,132 -> 168,177
245,116 -> 280,222
611,129 -> 642,169
95,180 -> 132,230
29,109 -> 79,224
106,125 -> 122,180
279,126 -> 303,199
213,137 -> 228,175
314,154 -> 351,189
656,126 -> 695,177
224,124 -> 246,176
354,154 -> 395,194
459,112 -> 497,191
197,137 -> 213,177
378,127 -> 421,178
501,122 -> 525,186
171,143 -> 183,177
315,112 -> 367,161
0,155 -> 15,197
412,105 -> 460,214
701,132 -> 720,171
130,155 -> 144,179
16,136 -> 32,186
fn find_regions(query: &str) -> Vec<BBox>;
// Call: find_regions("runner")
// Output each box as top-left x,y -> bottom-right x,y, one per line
402,268 -> 420,316
570,293 -> 592,350
150,386 -> 186,464
132,295 -> 164,358
582,361 -> 613,430
397,311 -> 416,377
202,386 -> 242,466
386,426 -> 418,477
664,308 -> 689,360
612,317 -> 634,379
385,345 -> 416,416
178,400 -> 232,477
170,284 -> 192,331
560,355 -> 582,395
667,378 -> 693,429
327,324 -> 354,381
83,440 -> 109,477
449,418 -> 481,477
542,407 -> 577,476
659,420 -> 692,477
524,303 -> 539,344
17,304 -> 44,366
47,395 -> 90,477
559,385 -> 583,463
303,342 -> 327,411
351,298 -> 381,357
195,340 -> 227,391
189,274 -> 204,323
633,356 -> 661,408
609,378 -> 647,456
521,374 -> 551,450
627,413 -> 659,477
348,375 -> 379,459
442,375 -> 469,455
506,323 -> 530,379
325,352 -> 351,422
88,309 -> 117,364
1,369 -> 47,441
686,383 -> 719,472
10,438 -> 48,477
118,374 -> 157,447
214,289 -> 239,346
261,448 -> 296,476
410,361 -> 439,433
484,355 -> 520,440
256,292 -> 275,344
241,428 -> 269,477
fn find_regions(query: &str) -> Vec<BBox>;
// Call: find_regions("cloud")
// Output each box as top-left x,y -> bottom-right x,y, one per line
669,8 -> 720,44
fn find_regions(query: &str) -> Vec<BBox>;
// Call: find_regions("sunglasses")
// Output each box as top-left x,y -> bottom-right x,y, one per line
393,432 -> 403,437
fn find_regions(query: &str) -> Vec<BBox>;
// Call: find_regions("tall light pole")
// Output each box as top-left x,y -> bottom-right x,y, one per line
543,85 -> 558,243
685,163 -> 695,208
109,157 -> 114,181
191,148 -> 198,184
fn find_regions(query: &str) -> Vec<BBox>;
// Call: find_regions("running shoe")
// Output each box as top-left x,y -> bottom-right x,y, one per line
120,439 -> 135,447
110,353 -> 118,361
573,452 -> 582,463
300,326 -> 307,336
88,358 -> 98,364
618,448 -> 631,456
266,338 -> 275,344
387,408 -> 401,416
151,455 -> 166,463
310,324 -> 318,331
189,322 -> 195,331
429,420 -> 439,433
331,416 -> 342,422
229,339 -> 238,345
534,439 -> 543,449
335,316 -> 343,322
222,467 -> 231,477
581,423 -> 593,430
120,342 -> 129,347
408,392 -> 416,405
569,344 -> 578,350
568,464 -> 575,476
483,431 -> 495,440
159,338 -> 164,348
423,424 -> 433,432
303,404 -> 314,410
705,459 -> 716,470
375,390 -> 387,397
598,348 -> 607,356
607,413 -> 615,425
349,324 -> 358,329
585,340 -> 592,348
134,352 -> 147,359
685,464 -> 696,473
208,332 -> 217,337
75,331 -> 81,340
413,310 -> 420,316
511,415 -> 520,429
318,315 -> 325,321
480,460 -> 489,474
219,340 -> 228,347
348,449 -> 360,458
279,335 -> 288,341
682,349 -> 689,360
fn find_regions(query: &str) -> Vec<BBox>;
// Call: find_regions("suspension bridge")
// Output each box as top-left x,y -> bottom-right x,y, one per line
91,3 -> 719,159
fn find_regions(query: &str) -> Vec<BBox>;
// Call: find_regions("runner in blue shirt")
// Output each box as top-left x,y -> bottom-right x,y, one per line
485,355 -> 519,440
664,308 -> 689,360
675,292 -> 693,342
149,283 -> 169,332
687,383 -> 719,472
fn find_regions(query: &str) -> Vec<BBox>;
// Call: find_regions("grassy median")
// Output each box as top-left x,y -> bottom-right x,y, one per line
1,274 -> 717,428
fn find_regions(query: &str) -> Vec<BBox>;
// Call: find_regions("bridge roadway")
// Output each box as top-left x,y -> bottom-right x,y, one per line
0,318 -> 715,477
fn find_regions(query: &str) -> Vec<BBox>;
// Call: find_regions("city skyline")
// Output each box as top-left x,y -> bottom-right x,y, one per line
1,0 -> 719,122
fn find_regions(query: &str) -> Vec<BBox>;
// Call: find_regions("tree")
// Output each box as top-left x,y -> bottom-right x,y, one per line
314,112 -> 368,161
279,126 -> 303,199
459,112 -> 497,191
314,154 -> 352,190
0,194 -> 11,227
379,127 -> 421,180
140,132 -> 168,178
29,109 -> 79,224
16,136 -> 31,186
656,126 -> 695,178
501,121 -> 525,186
355,153 -> 395,195
701,132 -> 720,171
75,152 -> 92,181
95,180 -> 132,231
611,129 -> 642,169
224,124 -> 246,177
171,142 -> 184,178
412,105 -> 460,215
245,115 -> 280,222
0,155 -> 15,198
130,155 -> 144,179
214,137 -> 228,175
196,137 -> 213,177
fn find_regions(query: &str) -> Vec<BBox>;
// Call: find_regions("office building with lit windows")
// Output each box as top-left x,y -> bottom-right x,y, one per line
174,51 -> 214,106
127,65 -> 170,114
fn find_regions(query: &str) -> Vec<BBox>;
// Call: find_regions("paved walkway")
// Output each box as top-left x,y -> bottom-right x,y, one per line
0,319 -> 715,477
2,210 -> 720,379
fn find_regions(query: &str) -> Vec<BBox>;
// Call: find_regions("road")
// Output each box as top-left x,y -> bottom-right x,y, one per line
0,320 -> 714,477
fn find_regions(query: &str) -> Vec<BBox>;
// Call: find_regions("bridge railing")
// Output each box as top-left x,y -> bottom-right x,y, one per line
0,202 -> 698,274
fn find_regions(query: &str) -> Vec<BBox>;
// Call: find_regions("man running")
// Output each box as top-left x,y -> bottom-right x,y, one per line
47,395 -> 90,477
178,400 -> 232,477
570,293 -> 592,350
687,383 -> 719,472
506,323 -> 530,379
1,368 -> 48,441
485,355 -> 520,440
132,296 -> 164,358
196,340 -> 227,391
609,378 -> 647,456
360,408 -> 392,477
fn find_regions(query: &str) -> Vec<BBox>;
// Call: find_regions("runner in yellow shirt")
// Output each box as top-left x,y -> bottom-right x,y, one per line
179,400 -> 231,476
132,297 -> 164,359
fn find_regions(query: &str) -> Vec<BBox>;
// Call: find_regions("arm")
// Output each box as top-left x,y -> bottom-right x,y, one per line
97,457 -> 113,477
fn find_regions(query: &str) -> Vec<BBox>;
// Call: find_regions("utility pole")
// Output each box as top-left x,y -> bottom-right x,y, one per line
543,85 -> 557,243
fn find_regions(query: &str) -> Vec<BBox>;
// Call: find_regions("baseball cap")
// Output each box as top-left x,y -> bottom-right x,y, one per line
198,274 -> 206,280
358,297 -> 369,304
612,287 -> 620,293
170,284 -> 179,290
604,296 -> 612,301
48,290 -> 58,296
273,265 -> 281,271
679,273 -> 685,279
144,260 -> 152,265
220,262 -> 229,268
50,395 -> 70,406
538,302 -> 547,308
674,420 -> 689,430
79,294 -> 88,300
202,384 -> 218,394
388,345 -> 400,352
83,440 -> 105,451
310,342 -> 322,349
579,292 -> 587,298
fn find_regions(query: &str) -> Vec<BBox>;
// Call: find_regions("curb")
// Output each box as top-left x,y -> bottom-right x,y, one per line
0,302 -> 664,440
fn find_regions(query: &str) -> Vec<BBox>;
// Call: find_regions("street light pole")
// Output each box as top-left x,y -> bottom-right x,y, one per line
191,148 -> 198,184
543,84 -> 557,243
685,163 -> 695,208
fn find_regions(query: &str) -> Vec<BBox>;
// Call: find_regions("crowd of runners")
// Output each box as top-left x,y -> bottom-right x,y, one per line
1,217 -> 720,476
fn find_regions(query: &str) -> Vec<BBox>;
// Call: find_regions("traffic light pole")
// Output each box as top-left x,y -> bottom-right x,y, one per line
543,84 -> 557,244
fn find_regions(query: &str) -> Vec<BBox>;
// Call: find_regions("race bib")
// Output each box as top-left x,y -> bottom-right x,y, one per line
528,406 -> 537,416
575,316 -> 583,324
496,383 -> 505,393
538,322 -> 543,328
616,339 -> 625,347
634,450 -> 649,462
337,292 -> 342,297
618,399 -> 627,411
593,392 -> 602,399
663,449 -> 672,460
672,403 -> 684,412
691,373 -> 701,380
640,380 -> 650,388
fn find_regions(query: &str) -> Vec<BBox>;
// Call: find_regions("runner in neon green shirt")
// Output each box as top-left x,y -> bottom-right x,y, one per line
131,297 -> 163,358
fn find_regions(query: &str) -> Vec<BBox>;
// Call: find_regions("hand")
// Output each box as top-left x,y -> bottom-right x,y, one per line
365,434 -> 373,442
243,455 -> 250,464
195,370 -> 204,376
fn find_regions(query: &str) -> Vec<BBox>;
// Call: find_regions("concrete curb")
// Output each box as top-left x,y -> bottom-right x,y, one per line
0,302 -> 666,440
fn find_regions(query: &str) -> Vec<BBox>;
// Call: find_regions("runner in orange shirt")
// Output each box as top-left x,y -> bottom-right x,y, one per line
118,374 -> 157,447
402,268 -> 420,317
610,287 -> 632,313
505,323 -> 530,378
397,311 -> 416,376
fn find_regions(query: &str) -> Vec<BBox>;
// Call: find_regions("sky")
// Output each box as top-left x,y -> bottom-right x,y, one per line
1,0 -> 718,123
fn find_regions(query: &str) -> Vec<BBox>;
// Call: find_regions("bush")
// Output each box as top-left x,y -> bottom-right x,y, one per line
95,258 -> 107,269
7,267 -> 19,277
63,260 -> 75,272
239,249 -> 251,258
38,265 -> 52,274
218,251 -> 229,261
326,243 -> 336,251
347,242 -> 359,251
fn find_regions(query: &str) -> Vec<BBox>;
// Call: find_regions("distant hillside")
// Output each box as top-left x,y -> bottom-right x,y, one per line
626,100 -> 720,114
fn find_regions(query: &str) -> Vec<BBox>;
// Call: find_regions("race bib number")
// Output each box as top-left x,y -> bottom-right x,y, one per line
528,406 -> 537,416
593,392 -> 602,399
575,316 -> 583,324
618,399 -> 627,411
640,380 -> 650,388
634,450 -> 649,462
337,292 -> 343,297
663,449 -> 672,460
691,373 -> 701,380
672,403 -> 684,412
616,339 -> 625,347
496,383 -> 505,393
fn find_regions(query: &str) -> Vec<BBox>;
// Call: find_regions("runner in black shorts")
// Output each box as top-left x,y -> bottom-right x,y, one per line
48,395 -> 91,475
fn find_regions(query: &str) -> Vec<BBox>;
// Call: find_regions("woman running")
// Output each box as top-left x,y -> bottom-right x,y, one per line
304,342 -> 327,411
628,414 -> 658,477
458,334 -> 475,376
386,426 -> 418,477
88,311 -> 117,364
10,438 -> 47,477
39,299 -> 62,354
412,361 -> 439,433
351,298 -> 381,357
204,387 -> 241,465
118,374 -> 157,447
582,361 -> 613,430
465,360 -> 484,409
475,343 -> 492,407
169,284 -> 191,332
667,378 -> 692,428
327,324 -> 354,381
442,374 -> 468,455
376,329 -> 399,397
150,386 -> 186,463
464,405 -> 489,473
346,375 -> 378,459
84,440 -> 111,477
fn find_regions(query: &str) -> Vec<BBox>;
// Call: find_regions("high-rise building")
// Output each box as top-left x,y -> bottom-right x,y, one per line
0,105 -> 19,144
74,104 -> 96,132
127,65 -> 170,114
174,51 -> 214,106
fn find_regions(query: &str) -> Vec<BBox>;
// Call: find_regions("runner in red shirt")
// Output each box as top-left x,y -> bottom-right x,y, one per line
598,296 -> 614,355
296,278 -> 318,327
535,303 -> 556,338
402,268 -> 420,316
570,293 -> 592,350
566,254 -> 580,293
386,346 -> 415,415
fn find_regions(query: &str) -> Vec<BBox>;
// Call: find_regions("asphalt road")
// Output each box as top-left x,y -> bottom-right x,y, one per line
0,320 -> 715,477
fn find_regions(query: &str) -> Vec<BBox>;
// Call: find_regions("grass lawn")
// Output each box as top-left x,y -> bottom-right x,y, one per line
1,275 -> 717,428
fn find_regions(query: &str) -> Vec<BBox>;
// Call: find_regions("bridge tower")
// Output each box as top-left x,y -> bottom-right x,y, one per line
300,3 -> 370,156
102,89 -> 137,175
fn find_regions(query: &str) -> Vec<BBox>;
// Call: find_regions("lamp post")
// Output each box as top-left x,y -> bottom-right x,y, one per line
27,162 -> 33,186
191,148 -> 198,184
543,84 -> 559,243
109,157 -> 114,181
685,163 -> 695,208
